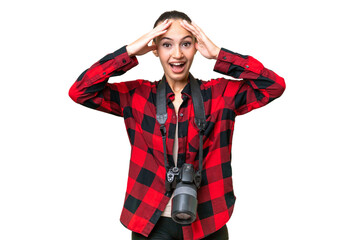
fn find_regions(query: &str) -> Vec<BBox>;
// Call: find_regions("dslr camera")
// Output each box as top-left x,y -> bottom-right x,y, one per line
166,163 -> 201,224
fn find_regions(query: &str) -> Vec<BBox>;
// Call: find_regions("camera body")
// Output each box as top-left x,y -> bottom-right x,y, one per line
166,163 -> 201,224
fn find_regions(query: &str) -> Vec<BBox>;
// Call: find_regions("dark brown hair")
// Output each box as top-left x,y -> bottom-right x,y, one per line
153,10 -> 192,28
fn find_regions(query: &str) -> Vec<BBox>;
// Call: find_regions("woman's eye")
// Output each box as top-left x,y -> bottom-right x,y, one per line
182,42 -> 191,47
163,43 -> 171,48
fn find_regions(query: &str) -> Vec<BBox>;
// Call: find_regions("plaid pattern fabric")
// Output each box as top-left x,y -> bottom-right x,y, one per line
69,46 -> 285,240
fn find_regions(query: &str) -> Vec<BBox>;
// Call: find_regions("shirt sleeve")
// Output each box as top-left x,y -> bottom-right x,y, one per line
68,46 -> 139,117
213,48 -> 286,116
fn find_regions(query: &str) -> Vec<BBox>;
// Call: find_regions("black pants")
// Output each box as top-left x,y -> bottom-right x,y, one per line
132,217 -> 229,240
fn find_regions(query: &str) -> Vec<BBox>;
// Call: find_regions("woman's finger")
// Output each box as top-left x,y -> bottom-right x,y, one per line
180,20 -> 199,37
150,19 -> 173,40
181,20 -> 206,45
180,20 -> 220,60
191,22 -> 205,38
191,22 -> 203,33
180,20 -> 197,35
155,19 -> 172,32
127,20 -> 172,56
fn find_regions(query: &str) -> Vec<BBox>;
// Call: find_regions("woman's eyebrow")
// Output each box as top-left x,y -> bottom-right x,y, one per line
182,35 -> 193,40
160,37 -> 172,42
160,35 -> 193,42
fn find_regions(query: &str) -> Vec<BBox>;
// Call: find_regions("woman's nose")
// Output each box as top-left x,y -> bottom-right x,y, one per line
172,46 -> 183,58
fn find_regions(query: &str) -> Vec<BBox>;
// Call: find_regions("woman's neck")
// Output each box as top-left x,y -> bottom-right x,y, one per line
167,78 -> 188,94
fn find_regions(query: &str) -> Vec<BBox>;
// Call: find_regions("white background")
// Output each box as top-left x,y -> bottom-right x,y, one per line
1,0 -> 359,239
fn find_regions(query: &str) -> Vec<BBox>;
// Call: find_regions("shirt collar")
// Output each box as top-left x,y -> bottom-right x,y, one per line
164,74 -> 193,101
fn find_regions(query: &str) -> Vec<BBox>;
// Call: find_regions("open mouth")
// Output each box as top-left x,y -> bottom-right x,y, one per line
170,62 -> 186,73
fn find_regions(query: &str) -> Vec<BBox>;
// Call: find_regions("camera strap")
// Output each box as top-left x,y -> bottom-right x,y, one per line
156,73 -> 206,189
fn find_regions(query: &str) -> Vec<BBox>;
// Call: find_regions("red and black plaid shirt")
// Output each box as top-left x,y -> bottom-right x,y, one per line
69,46 -> 285,239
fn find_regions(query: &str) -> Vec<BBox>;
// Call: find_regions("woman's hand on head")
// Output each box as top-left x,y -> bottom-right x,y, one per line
126,19 -> 172,57
180,20 -> 220,60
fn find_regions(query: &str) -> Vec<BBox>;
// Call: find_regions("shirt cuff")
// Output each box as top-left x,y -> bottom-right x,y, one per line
113,45 -> 139,71
214,48 -> 264,75
214,48 -> 233,74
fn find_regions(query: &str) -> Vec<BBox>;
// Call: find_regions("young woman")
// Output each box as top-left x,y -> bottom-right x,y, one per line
69,11 -> 285,240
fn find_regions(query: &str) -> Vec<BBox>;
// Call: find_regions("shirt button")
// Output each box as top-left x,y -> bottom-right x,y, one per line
179,113 -> 184,117
122,59 -> 126,63
245,65 -> 249,68
223,56 -> 227,60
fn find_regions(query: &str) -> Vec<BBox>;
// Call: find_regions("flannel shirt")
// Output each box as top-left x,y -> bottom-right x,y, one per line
69,45 -> 285,240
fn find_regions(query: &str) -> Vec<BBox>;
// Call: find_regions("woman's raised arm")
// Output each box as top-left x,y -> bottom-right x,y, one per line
126,19 -> 173,57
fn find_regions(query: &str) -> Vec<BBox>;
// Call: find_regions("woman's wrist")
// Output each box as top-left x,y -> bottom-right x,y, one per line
126,45 -> 134,58
213,47 -> 220,60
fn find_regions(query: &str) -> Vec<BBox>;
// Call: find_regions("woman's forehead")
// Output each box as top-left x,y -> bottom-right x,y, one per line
160,20 -> 193,41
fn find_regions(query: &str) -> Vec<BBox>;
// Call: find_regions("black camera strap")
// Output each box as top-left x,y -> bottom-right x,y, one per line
156,73 -> 206,189
156,75 -> 169,171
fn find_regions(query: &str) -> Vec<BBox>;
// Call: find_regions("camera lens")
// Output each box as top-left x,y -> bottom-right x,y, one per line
175,213 -> 191,220
171,182 -> 197,224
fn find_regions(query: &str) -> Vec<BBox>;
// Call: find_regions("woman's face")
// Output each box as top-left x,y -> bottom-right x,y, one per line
154,20 -> 197,84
